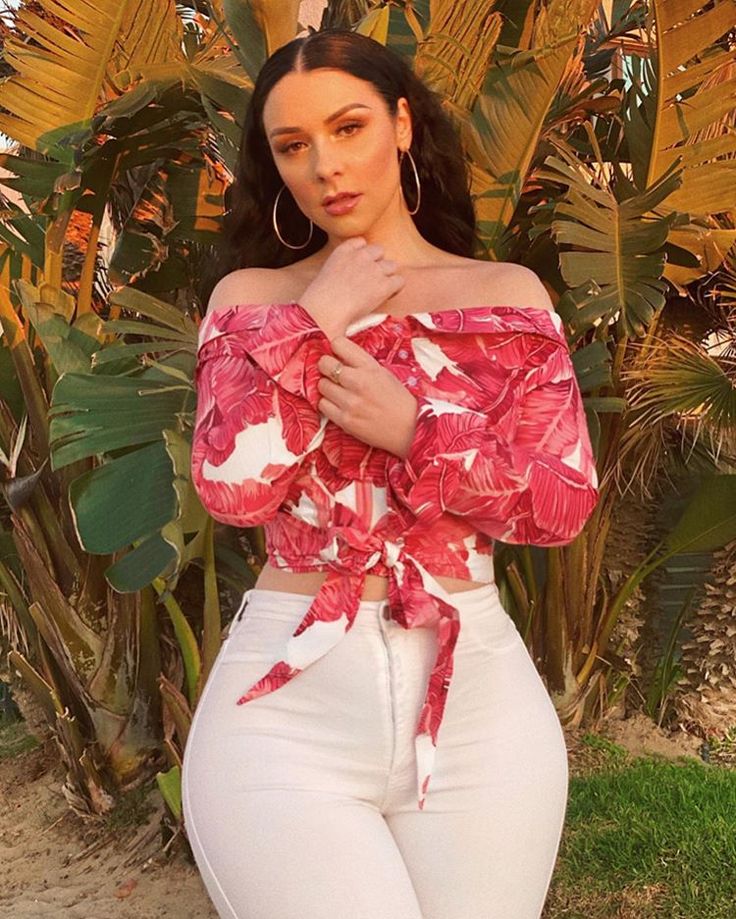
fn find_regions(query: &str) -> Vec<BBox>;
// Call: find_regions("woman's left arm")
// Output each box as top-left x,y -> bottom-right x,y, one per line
385,270 -> 600,545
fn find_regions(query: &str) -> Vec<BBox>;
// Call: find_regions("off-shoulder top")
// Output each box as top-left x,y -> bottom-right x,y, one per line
190,300 -> 600,810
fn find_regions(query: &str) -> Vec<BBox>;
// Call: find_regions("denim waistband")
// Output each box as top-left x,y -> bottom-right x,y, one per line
232,580 -> 502,632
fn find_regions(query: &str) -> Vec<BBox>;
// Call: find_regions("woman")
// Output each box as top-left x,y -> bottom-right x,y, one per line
183,27 -> 599,919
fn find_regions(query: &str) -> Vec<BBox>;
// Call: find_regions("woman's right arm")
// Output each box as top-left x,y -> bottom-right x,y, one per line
190,270 -> 333,527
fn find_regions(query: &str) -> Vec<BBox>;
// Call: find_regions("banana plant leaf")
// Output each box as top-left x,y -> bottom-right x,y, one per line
106,534 -> 178,593
68,441 -> 177,552
647,0 -> 736,208
48,368 -> 195,466
0,0 -> 186,160
0,151 -> 69,202
466,0 -> 599,257
597,473 -> 736,654
536,146 -> 685,336
221,0 -> 298,82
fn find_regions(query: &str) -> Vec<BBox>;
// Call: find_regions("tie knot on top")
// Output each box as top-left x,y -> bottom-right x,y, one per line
359,535 -> 406,574
316,525 -> 406,576
380,536 -> 405,569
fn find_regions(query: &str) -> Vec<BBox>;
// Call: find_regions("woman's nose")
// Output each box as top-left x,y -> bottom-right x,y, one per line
311,142 -> 344,180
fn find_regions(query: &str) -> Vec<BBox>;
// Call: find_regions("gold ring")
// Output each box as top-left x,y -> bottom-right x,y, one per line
330,361 -> 343,383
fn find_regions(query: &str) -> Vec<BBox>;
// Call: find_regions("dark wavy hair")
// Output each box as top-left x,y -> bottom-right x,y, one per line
199,28 -> 482,308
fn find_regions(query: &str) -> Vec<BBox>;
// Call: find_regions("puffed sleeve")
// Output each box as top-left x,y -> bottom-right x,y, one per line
386,312 -> 599,546
190,302 -> 332,526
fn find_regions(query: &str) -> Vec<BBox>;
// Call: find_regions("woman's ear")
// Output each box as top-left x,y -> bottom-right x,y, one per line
396,96 -> 413,150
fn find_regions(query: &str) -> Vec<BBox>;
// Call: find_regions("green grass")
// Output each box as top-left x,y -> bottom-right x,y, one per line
546,735 -> 736,918
0,719 -> 39,761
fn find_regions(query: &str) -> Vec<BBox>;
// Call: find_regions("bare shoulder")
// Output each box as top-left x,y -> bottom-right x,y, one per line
206,267 -> 287,317
475,261 -> 555,312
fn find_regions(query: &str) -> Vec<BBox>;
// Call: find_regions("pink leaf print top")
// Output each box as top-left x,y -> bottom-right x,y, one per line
191,300 -> 600,810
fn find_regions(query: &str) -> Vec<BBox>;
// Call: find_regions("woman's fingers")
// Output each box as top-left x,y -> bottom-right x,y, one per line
329,335 -> 374,365
319,357 -> 348,383
317,375 -> 352,405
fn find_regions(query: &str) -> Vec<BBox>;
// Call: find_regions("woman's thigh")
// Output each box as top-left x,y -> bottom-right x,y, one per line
384,598 -> 569,919
181,592 -> 424,919
185,782 -> 424,919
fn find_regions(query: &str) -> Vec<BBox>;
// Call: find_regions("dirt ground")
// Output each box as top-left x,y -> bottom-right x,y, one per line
0,710 -> 705,919
0,733 -> 217,919
596,709 -> 704,762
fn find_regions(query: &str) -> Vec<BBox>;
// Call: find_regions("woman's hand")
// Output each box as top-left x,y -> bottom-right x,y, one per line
316,335 -> 418,458
299,237 -> 405,336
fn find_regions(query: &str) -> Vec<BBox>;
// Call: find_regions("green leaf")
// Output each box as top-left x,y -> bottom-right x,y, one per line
664,475 -> 736,555
156,765 -> 182,820
537,146 -> 683,336
106,534 -> 178,593
49,370 -> 195,468
68,441 -> 177,553
221,0 -> 269,83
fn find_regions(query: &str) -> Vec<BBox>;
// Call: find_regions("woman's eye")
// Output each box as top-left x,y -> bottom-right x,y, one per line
280,122 -> 363,154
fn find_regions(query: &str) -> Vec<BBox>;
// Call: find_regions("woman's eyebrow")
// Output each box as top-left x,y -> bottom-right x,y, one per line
268,103 -> 372,138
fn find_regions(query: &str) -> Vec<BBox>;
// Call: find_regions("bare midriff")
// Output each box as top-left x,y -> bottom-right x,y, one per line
254,561 -> 488,599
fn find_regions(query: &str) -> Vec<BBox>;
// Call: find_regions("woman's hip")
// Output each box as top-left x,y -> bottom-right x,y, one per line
183,582 -> 565,797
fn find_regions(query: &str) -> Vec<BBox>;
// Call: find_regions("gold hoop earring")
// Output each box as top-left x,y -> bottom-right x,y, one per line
399,148 -> 421,216
272,184 -> 314,250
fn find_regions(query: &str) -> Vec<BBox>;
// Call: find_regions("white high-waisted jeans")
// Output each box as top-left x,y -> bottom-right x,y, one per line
181,581 -> 569,919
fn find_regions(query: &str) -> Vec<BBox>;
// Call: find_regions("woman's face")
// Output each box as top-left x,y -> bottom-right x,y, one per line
261,68 -> 412,239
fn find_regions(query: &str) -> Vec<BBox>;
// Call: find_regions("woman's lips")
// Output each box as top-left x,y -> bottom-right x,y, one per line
323,193 -> 362,215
